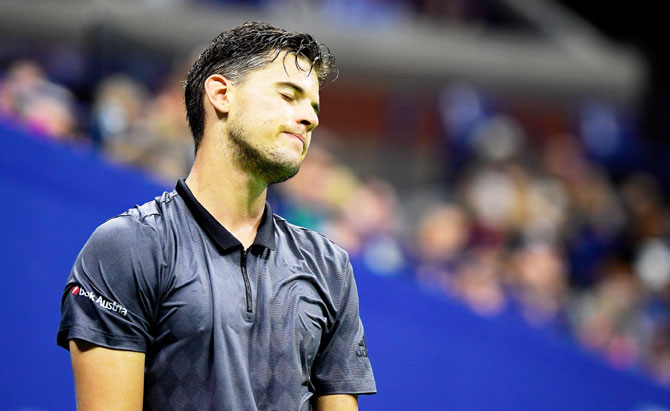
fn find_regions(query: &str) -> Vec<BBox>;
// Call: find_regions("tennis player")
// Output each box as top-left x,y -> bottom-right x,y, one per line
58,21 -> 376,410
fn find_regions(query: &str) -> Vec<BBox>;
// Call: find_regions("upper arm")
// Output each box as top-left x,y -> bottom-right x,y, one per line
313,394 -> 358,411
59,216 -> 162,408
70,339 -> 145,410
58,216 -> 163,352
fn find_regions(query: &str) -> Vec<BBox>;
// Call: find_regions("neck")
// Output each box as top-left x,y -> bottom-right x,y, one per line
185,134 -> 267,249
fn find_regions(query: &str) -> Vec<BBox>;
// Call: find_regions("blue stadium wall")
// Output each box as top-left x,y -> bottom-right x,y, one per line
1,122 -> 669,411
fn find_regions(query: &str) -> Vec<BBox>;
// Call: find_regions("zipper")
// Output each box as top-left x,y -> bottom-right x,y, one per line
240,249 -> 252,313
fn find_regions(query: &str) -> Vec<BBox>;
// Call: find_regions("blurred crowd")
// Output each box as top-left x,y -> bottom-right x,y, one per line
0,60 -> 193,183
2,56 -> 669,388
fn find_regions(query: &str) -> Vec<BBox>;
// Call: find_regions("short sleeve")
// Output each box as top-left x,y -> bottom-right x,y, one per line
311,258 -> 377,395
57,215 -> 163,353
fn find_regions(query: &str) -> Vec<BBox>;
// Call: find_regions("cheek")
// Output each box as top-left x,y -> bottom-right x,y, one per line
234,97 -> 287,138
241,113 -> 273,135
302,136 -> 311,153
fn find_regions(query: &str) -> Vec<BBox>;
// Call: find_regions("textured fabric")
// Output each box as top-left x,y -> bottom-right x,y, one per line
57,183 -> 376,410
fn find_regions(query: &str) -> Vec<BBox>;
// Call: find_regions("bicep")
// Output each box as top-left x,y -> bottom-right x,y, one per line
313,394 -> 358,411
70,339 -> 145,411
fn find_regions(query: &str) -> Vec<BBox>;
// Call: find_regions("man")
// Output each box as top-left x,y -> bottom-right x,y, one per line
57,22 -> 376,410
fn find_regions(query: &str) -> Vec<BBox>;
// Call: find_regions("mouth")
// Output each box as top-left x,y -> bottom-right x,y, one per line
283,132 -> 305,146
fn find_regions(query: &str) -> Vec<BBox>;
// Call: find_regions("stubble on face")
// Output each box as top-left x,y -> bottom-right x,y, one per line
227,118 -> 301,185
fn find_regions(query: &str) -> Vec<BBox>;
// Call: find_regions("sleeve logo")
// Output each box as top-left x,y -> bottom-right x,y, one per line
356,336 -> 368,358
70,284 -> 128,317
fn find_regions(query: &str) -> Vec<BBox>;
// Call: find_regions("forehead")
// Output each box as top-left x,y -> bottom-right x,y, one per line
243,52 -> 319,95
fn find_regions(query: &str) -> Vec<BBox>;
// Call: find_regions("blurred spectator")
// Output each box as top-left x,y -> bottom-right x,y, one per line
571,267 -> 643,369
635,238 -> 670,384
328,178 -> 409,276
0,60 -> 79,141
452,246 -> 507,316
541,133 -> 589,185
564,167 -> 627,287
93,74 -> 149,148
620,173 -> 668,241
92,73 -> 192,183
413,202 -> 469,291
506,240 -> 568,327
280,141 -> 359,227
460,163 -> 526,243
647,324 -> 670,385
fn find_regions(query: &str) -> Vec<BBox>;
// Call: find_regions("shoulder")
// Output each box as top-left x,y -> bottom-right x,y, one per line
273,214 -> 351,270
85,190 -> 178,259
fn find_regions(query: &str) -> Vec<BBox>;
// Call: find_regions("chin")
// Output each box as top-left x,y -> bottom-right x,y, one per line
278,149 -> 305,166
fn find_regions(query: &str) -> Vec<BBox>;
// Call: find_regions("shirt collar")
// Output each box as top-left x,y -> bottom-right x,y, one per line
175,179 -> 276,252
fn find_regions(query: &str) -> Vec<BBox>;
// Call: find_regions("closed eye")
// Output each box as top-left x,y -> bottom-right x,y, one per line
280,93 -> 295,102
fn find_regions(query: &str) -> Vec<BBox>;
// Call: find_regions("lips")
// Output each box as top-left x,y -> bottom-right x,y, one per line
284,132 -> 305,145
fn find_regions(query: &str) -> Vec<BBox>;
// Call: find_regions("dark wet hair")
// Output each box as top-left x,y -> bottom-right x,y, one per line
184,21 -> 336,151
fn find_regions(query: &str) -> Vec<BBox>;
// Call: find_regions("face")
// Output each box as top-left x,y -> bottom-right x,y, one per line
225,51 -> 320,185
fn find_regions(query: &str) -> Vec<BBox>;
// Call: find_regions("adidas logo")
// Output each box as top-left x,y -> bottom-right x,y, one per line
356,336 -> 368,358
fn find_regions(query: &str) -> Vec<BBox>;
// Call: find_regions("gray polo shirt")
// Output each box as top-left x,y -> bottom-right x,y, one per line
57,179 -> 376,410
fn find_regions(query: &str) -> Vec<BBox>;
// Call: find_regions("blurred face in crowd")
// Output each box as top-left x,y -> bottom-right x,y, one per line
215,51 -> 320,184
417,204 -> 469,261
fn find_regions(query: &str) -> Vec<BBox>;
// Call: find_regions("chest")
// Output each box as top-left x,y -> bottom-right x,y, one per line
152,247 -> 330,364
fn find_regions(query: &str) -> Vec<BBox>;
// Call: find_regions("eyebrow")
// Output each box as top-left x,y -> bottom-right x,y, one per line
276,82 -> 320,115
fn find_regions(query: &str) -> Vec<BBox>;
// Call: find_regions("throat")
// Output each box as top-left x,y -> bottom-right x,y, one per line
229,226 -> 258,250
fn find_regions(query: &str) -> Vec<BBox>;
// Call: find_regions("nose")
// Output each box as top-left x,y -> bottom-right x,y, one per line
297,103 -> 319,132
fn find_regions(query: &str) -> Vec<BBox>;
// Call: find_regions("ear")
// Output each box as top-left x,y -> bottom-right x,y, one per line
204,74 -> 232,115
